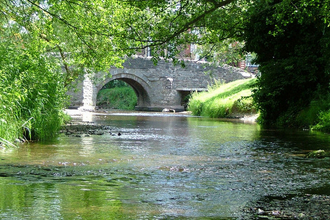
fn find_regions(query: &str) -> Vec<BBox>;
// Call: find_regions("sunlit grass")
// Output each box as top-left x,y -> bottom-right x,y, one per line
188,78 -> 257,118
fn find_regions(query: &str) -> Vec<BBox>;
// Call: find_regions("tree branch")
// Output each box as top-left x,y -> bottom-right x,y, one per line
149,0 -> 235,46
26,0 -> 79,30
39,34 -> 73,86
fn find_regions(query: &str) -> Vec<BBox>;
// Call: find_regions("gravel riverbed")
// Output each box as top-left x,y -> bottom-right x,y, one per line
241,194 -> 330,219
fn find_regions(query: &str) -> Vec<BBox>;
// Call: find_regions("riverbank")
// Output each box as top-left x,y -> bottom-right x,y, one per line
188,78 -> 258,118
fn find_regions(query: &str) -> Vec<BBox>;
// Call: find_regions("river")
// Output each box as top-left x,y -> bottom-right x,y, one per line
0,110 -> 330,219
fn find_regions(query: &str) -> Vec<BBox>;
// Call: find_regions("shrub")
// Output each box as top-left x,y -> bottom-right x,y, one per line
97,86 -> 137,110
232,96 -> 257,114
312,111 -> 330,132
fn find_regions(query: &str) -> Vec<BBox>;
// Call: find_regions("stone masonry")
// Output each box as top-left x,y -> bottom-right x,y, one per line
68,57 -> 253,112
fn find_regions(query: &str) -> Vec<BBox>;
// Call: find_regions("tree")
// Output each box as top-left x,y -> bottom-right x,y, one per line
123,0 -> 246,64
2,0 -> 247,85
1,0 -> 141,84
194,40 -> 245,66
243,0 -> 330,126
0,0 -> 137,143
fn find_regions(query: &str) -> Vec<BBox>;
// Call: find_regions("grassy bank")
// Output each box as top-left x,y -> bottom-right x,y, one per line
188,78 -> 257,118
187,77 -> 330,132
97,87 -> 137,110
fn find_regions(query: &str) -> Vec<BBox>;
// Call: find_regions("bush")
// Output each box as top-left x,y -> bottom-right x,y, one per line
97,86 -> 137,110
232,96 -> 257,114
312,111 -> 330,132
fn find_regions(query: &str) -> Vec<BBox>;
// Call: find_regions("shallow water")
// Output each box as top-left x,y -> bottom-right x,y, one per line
0,112 -> 330,219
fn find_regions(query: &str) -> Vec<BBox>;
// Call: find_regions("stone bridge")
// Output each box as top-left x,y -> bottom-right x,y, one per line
68,57 -> 252,112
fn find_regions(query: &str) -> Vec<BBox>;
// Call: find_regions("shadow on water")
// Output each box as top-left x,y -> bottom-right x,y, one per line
0,111 -> 330,219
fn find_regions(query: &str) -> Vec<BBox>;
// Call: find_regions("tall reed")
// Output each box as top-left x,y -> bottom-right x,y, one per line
0,33 -> 68,147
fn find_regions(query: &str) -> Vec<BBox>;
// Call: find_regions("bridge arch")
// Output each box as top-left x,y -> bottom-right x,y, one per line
71,57 -> 251,111
96,73 -> 152,109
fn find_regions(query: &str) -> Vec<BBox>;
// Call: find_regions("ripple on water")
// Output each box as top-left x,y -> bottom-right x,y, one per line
1,113 -> 330,219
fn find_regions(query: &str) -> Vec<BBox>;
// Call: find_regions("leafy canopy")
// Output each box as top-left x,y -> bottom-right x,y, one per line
123,0 -> 247,64
243,0 -> 330,126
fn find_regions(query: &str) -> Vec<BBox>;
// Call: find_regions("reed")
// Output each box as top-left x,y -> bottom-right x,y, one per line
0,39 -> 68,147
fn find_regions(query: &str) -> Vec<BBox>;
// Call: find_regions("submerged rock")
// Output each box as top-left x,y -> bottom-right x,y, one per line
95,131 -> 104,135
60,123 -> 124,137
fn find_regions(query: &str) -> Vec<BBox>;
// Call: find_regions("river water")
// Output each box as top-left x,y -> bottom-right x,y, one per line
0,111 -> 330,219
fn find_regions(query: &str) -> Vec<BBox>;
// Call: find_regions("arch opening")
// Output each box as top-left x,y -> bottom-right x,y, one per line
97,75 -> 151,110
97,80 -> 137,110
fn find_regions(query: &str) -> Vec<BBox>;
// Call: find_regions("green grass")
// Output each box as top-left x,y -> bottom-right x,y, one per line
188,78 -> 257,118
97,87 -> 137,110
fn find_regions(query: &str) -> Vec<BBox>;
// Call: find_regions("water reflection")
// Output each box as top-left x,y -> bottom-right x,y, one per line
0,112 -> 330,219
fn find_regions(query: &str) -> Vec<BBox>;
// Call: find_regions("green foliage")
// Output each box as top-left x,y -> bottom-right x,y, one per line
101,80 -> 128,90
307,95 -> 330,132
232,96 -> 256,113
97,86 -> 137,110
294,95 -> 330,128
124,0 -> 245,62
195,40 -> 246,67
0,0 -> 137,145
1,0 -> 134,84
243,0 -> 330,127
0,31 -> 67,144
312,111 -> 330,132
188,78 -> 257,118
